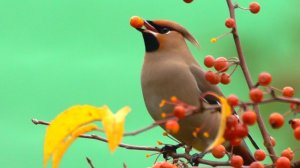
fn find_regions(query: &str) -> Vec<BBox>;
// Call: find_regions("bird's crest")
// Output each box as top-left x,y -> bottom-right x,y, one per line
152,20 -> 200,48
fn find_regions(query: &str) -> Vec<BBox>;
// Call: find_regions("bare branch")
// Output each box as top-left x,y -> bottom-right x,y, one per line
31,118 -> 160,152
86,157 -> 95,168
225,0 -> 277,162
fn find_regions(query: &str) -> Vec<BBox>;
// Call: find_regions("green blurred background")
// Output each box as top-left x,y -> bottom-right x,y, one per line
1,0 -> 300,167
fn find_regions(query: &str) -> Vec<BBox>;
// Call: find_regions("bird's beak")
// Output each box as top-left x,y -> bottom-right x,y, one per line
136,20 -> 158,33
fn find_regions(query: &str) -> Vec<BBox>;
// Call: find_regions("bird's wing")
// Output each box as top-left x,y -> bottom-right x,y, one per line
189,64 -> 223,97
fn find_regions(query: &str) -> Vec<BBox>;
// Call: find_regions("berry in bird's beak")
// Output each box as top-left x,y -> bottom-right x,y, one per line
130,16 -> 144,28
129,16 -> 158,33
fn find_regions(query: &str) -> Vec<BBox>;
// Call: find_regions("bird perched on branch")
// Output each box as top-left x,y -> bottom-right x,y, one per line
132,17 -> 255,165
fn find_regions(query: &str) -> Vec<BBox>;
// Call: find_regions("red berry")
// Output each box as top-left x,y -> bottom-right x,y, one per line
173,105 -> 186,119
281,148 -> 294,161
254,149 -> 266,161
270,136 -> 276,147
225,18 -> 236,28
282,86 -> 295,97
275,157 -> 291,168
224,128 -> 235,140
153,161 -> 176,168
230,138 -> 242,146
214,57 -> 229,72
230,155 -> 244,168
242,110 -> 257,125
249,2 -> 261,14
249,88 -> 264,103
183,0 -> 193,3
294,127 -> 300,140
227,94 -> 239,106
130,16 -> 144,28
289,119 -> 300,129
211,144 -> 226,159
165,120 -> 180,134
235,124 -> 248,138
204,55 -> 215,68
226,115 -> 239,128
264,136 -> 276,147
258,72 -> 272,86
205,71 -> 220,85
220,73 -> 231,85
269,113 -> 284,129
249,161 -> 264,168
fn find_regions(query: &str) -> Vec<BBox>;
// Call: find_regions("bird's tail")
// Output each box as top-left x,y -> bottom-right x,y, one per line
230,141 -> 255,165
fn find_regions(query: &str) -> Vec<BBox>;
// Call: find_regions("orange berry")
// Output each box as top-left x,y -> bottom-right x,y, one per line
258,72 -> 272,86
230,155 -> 244,168
226,115 -> 239,127
235,124 -> 248,138
173,105 -> 187,119
211,144 -> 226,159
254,149 -> 266,161
270,136 -> 276,147
230,138 -> 242,146
249,2 -> 261,14
242,110 -> 257,125
130,16 -> 144,28
269,113 -> 284,129
281,148 -> 294,161
205,70 -> 220,85
289,119 -> 300,130
263,136 -> 276,147
249,161 -> 264,168
225,18 -> 236,28
275,157 -> 291,168
282,86 -> 295,97
165,120 -> 180,134
153,161 -> 177,168
183,0 -> 193,3
204,55 -> 215,68
249,88 -> 264,103
220,73 -> 231,85
294,127 -> 300,140
214,57 -> 229,72
227,94 -> 239,106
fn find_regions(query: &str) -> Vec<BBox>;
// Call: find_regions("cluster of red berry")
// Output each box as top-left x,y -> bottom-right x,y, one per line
152,161 -> 178,168
223,113 -> 255,147
204,56 -> 234,85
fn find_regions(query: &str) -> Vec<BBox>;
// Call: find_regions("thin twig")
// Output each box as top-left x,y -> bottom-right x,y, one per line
225,0 -> 277,162
86,157 -> 95,168
31,119 -> 160,152
124,122 -> 159,136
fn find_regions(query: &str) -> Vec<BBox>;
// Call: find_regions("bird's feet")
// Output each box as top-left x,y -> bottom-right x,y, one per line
190,152 -> 208,166
160,144 -> 183,160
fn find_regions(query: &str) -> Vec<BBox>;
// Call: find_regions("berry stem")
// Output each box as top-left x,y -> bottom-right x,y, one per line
225,0 -> 277,162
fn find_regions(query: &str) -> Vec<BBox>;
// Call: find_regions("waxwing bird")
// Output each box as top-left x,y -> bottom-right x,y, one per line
134,18 -> 255,165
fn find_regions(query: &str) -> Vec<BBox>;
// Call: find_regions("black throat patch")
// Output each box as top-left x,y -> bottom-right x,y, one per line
142,32 -> 159,52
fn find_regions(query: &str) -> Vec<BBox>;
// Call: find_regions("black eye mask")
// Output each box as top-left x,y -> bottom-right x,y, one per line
146,20 -> 173,34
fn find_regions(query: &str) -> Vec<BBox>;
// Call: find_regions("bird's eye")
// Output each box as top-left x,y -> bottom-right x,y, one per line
160,27 -> 170,34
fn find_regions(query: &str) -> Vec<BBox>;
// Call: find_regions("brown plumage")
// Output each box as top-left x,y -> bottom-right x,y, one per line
135,19 -> 254,165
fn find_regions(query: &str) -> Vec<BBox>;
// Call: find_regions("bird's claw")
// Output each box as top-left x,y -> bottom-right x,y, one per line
160,144 -> 182,160
190,152 -> 207,166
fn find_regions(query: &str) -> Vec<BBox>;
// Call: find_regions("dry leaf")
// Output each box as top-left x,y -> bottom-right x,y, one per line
43,105 -> 130,168
205,96 -> 232,151
102,106 -> 130,152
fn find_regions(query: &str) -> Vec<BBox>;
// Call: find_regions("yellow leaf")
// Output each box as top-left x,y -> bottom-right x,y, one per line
43,105 -> 111,167
44,105 -> 131,168
205,96 -> 232,151
52,124 -> 99,168
102,106 -> 131,152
